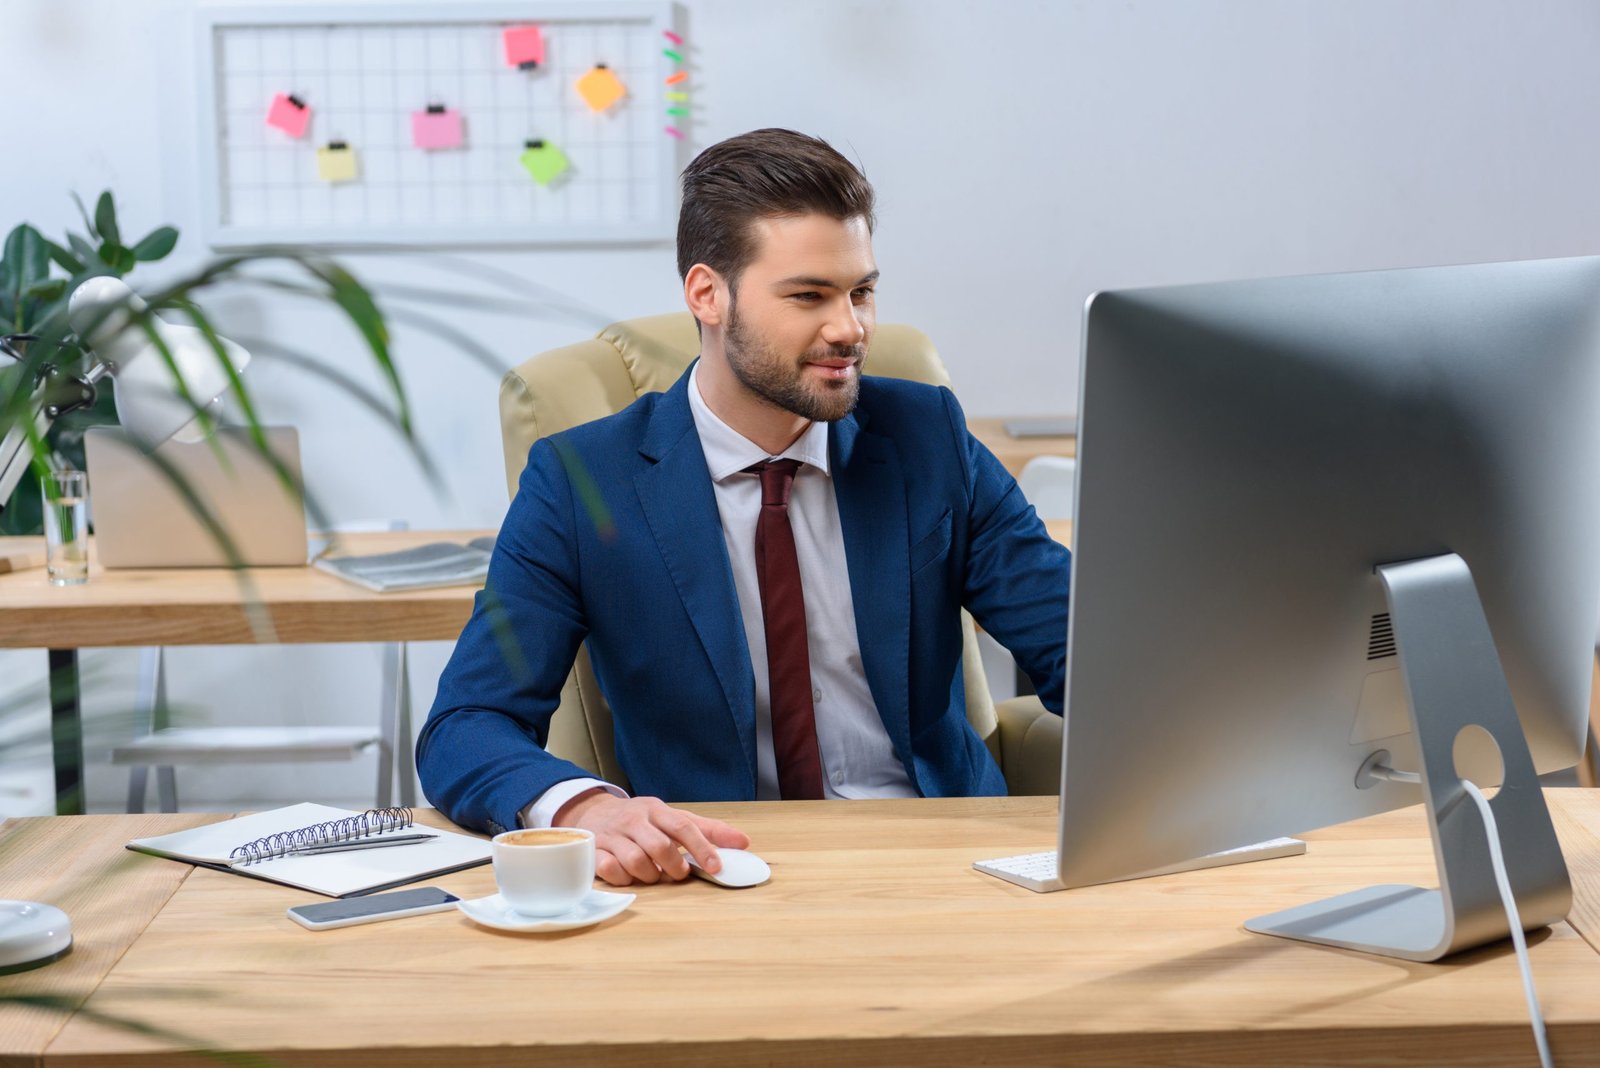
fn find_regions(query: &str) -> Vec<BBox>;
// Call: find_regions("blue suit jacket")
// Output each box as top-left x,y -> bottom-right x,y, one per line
418,368 -> 1071,835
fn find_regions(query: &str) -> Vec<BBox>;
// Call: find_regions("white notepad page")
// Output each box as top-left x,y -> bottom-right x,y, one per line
127,802 -> 492,898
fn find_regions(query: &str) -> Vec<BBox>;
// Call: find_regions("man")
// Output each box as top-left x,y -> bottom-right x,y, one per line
418,128 -> 1070,886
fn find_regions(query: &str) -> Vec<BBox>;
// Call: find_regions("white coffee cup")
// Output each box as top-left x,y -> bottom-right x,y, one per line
491,828 -> 596,916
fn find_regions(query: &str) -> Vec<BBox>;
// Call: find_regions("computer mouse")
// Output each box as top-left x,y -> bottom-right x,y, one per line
684,848 -> 771,888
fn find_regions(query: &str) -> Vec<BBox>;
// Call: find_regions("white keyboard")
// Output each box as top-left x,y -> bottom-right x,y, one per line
974,836 -> 1307,893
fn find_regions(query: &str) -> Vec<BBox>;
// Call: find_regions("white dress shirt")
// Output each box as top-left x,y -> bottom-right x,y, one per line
522,364 -> 917,827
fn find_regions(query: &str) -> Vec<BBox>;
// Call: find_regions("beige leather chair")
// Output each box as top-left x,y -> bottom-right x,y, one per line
498,312 -> 1062,795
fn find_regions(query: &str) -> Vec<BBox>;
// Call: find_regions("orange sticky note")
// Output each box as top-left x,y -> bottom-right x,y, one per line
503,25 -> 545,69
576,65 -> 627,112
412,107 -> 463,150
266,93 -> 311,138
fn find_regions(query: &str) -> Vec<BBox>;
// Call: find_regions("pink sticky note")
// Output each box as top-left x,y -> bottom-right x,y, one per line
503,25 -> 545,69
266,93 -> 311,138
411,107 -> 463,150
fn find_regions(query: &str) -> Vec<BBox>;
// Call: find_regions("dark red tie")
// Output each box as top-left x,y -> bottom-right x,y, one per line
747,459 -> 825,800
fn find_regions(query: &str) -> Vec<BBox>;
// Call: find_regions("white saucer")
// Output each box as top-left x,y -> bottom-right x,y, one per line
457,890 -> 635,932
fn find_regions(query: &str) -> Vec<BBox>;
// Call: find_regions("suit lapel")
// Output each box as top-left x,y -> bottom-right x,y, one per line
831,409 -> 914,765
634,371 -> 759,781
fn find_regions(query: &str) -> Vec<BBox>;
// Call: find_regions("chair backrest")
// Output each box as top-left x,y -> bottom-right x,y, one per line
498,312 -> 995,788
1017,455 -> 1078,520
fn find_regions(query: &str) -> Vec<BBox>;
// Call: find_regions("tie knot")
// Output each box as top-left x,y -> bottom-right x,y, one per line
746,458 -> 802,507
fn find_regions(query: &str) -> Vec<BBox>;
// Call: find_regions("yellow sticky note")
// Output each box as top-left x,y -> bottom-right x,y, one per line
576,64 -> 627,112
316,143 -> 358,182
519,141 -> 570,186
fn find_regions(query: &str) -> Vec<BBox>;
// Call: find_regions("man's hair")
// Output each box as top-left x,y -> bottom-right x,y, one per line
676,128 -> 876,286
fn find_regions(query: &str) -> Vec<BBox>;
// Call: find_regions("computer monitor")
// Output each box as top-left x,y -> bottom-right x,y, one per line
1057,255 -> 1600,960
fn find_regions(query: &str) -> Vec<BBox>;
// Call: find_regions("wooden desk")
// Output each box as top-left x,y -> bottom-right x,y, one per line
0,530 -> 486,815
967,418 -> 1076,478
3,793 -> 1599,1065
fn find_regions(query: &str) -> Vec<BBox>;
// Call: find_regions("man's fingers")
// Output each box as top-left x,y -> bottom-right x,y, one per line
693,814 -> 752,851
568,798 -> 750,884
594,849 -> 635,887
601,836 -> 662,884
632,820 -> 693,880
656,811 -> 719,874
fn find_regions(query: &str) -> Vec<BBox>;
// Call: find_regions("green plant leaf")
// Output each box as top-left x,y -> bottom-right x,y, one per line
66,233 -> 99,266
69,192 -> 96,238
43,239 -> 84,274
23,279 -> 66,302
131,226 -> 178,262
94,191 -> 120,247
3,224 -> 50,331
301,260 -> 410,433
98,242 -> 136,274
4,224 -> 50,290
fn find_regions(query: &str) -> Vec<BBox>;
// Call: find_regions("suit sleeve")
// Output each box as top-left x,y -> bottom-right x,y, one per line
942,390 -> 1072,714
416,437 -> 604,833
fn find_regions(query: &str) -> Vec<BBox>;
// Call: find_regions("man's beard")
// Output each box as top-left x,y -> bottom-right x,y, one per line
724,299 -> 866,423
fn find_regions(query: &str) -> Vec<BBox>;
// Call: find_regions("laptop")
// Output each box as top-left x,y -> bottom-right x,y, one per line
84,426 -> 309,568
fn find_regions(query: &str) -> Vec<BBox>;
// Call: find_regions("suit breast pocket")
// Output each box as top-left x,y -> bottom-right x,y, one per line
909,509 -> 953,577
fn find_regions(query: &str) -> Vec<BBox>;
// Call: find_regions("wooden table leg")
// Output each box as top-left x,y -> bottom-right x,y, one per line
49,647 -> 84,815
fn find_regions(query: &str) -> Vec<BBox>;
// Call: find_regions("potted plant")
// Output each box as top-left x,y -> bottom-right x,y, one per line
0,191 -> 420,541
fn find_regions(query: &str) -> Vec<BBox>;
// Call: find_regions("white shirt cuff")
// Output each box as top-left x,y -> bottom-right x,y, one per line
520,777 -> 629,828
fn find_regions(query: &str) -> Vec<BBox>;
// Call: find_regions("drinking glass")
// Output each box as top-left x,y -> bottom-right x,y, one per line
41,470 -> 88,586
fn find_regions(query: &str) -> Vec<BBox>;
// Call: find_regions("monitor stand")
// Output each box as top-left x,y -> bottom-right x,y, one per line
1244,552 -> 1572,961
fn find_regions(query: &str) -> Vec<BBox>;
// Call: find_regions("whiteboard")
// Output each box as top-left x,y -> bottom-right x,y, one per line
196,2 -> 682,248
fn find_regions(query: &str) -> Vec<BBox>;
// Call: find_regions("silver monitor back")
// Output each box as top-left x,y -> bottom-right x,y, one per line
1058,256 -> 1600,891
85,426 -> 307,568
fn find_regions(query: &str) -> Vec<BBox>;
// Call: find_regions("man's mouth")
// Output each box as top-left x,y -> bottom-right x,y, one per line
805,355 -> 860,380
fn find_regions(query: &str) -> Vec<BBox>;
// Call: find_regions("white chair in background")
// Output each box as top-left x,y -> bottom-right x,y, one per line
1017,455 -> 1078,520
112,519 -> 417,812
997,456 -> 1079,700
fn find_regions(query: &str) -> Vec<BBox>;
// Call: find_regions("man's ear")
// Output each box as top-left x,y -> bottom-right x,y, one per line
684,264 -> 727,329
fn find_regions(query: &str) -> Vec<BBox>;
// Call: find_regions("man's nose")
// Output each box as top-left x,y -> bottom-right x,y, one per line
820,298 -> 866,348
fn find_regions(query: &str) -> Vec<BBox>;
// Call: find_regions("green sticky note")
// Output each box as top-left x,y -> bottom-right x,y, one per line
519,141 -> 570,186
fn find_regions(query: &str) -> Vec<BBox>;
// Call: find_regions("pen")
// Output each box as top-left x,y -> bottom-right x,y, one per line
284,833 -> 438,857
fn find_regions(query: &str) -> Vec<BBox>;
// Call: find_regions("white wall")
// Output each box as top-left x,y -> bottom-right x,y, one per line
4,0 -> 1599,813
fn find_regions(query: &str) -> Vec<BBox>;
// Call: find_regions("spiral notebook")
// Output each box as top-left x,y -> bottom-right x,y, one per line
127,803 -> 492,898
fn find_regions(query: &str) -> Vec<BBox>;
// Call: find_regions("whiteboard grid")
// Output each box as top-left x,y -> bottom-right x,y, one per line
199,3 -> 680,247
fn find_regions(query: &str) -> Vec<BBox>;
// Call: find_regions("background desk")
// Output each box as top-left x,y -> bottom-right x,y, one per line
2,793 -> 1599,1065
0,530 -> 488,815
966,418 -> 1077,478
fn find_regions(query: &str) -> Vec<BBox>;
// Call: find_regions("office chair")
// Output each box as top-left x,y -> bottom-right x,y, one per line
498,312 -> 1062,796
1017,456 -> 1077,521
111,520 -> 417,812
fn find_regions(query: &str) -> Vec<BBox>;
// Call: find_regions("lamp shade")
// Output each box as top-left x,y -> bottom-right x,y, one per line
67,277 -> 250,446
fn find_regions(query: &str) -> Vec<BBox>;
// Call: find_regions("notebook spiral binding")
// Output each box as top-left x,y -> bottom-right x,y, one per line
228,806 -> 415,865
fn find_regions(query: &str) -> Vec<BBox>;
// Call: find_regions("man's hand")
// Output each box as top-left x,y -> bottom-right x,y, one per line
553,789 -> 750,886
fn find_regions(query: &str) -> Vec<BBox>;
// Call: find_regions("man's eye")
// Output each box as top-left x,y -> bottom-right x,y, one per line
853,287 -> 875,300
790,292 -> 821,302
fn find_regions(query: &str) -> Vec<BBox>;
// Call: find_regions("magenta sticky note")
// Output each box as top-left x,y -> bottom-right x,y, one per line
411,108 -> 463,150
503,25 -> 545,69
266,93 -> 311,138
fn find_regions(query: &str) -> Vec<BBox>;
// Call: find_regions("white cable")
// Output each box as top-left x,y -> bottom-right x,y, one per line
1461,780 -> 1553,1068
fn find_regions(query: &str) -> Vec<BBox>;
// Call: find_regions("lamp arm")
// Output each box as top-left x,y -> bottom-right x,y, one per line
0,355 -> 105,515
0,401 -> 53,514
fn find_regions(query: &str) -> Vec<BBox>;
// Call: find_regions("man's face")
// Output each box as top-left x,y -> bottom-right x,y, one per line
721,213 -> 878,423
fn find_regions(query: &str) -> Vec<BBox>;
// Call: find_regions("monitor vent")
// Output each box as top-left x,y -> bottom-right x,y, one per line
1367,613 -> 1397,660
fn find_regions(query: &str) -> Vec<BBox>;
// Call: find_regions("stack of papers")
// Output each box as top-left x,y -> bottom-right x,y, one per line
314,536 -> 495,592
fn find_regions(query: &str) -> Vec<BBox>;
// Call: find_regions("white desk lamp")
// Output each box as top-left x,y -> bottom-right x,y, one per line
0,276 -> 251,512
0,277 -> 250,971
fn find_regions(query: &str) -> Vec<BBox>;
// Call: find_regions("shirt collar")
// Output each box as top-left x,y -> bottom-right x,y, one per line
688,361 -> 831,482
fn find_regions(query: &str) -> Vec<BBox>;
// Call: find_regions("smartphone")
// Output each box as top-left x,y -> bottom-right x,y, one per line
287,886 -> 460,931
